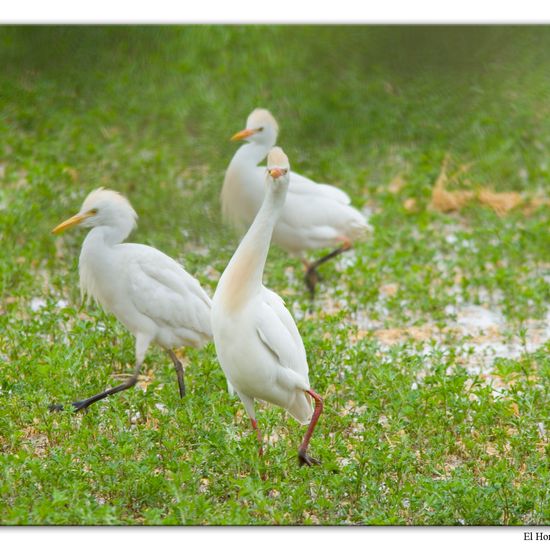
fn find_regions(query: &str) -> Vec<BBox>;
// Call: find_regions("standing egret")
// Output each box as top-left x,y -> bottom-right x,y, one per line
212,147 -> 324,466
51,188 -> 212,412
222,108 -> 372,298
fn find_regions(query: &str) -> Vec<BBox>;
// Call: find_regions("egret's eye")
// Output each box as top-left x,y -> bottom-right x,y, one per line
258,127 -> 264,132
89,208 -> 98,215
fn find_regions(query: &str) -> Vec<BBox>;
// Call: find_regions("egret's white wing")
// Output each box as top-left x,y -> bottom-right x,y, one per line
256,287 -> 309,381
125,245 -> 212,337
253,166 -> 350,205
288,170 -> 351,205
275,186 -> 371,251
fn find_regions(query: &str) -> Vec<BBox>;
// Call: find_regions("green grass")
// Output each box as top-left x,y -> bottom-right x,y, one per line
0,25 -> 548,525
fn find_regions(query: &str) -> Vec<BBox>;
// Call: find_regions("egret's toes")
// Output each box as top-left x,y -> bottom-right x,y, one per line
49,403 -> 64,413
298,450 -> 321,467
71,400 -> 89,413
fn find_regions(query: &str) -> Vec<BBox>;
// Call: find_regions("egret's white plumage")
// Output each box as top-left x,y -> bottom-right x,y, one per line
213,147 -> 324,466
52,188 -> 212,411
222,108 -> 372,295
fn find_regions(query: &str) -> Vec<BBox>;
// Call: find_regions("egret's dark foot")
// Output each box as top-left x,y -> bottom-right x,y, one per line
298,449 -> 321,467
71,400 -> 90,413
50,400 -> 90,413
177,379 -> 186,399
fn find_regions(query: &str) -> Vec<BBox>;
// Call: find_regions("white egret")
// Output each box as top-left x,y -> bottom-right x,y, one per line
212,147 -> 324,466
51,188 -> 212,412
222,108 -> 372,298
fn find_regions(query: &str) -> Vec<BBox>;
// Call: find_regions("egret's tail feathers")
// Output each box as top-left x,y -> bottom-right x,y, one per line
349,215 -> 374,241
287,391 -> 313,425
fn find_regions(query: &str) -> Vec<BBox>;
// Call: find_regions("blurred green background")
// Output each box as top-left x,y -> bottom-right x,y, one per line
1,26 -> 550,255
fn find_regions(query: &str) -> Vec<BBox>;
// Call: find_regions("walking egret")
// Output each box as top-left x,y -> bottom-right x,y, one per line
222,108 -> 372,298
212,147 -> 324,466
51,188 -> 212,412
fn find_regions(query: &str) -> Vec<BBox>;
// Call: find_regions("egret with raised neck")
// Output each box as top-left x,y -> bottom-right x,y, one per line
213,147 -> 324,466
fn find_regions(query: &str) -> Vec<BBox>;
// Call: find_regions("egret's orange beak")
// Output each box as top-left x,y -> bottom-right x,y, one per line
52,211 -> 94,234
268,168 -> 284,179
230,128 -> 258,141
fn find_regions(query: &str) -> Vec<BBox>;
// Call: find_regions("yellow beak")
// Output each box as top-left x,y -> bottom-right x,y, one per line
268,168 -> 284,179
52,211 -> 94,234
230,128 -> 258,141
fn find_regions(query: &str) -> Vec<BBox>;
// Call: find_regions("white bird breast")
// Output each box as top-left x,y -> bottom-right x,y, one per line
212,302 -> 277,397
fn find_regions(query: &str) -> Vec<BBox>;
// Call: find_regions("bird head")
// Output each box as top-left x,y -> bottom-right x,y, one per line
266,147 -> 290,190
231,108 -> 279,147
52,188 -> 138,237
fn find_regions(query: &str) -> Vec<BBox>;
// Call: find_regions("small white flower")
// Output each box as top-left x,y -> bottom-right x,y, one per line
30,298 -> 47,311
155,403 -> 168,413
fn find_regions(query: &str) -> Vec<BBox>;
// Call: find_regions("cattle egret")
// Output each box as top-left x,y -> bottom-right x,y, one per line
212,147 -> 324,466
222,108 -> 372,298
51,188 -> 212,412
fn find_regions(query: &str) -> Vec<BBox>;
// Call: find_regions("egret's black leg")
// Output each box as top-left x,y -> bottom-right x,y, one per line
49,361 -> 143,413
250,418 -> 263,457
304,265 -> 322,300
304,242 -> 351,299
168,350 -> 186,398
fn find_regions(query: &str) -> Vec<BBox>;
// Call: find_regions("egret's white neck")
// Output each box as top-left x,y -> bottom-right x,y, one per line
82,222 -> 131,251
230,142 -> 272,169
218,181 -> 287,311
79,226 -> 123,304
